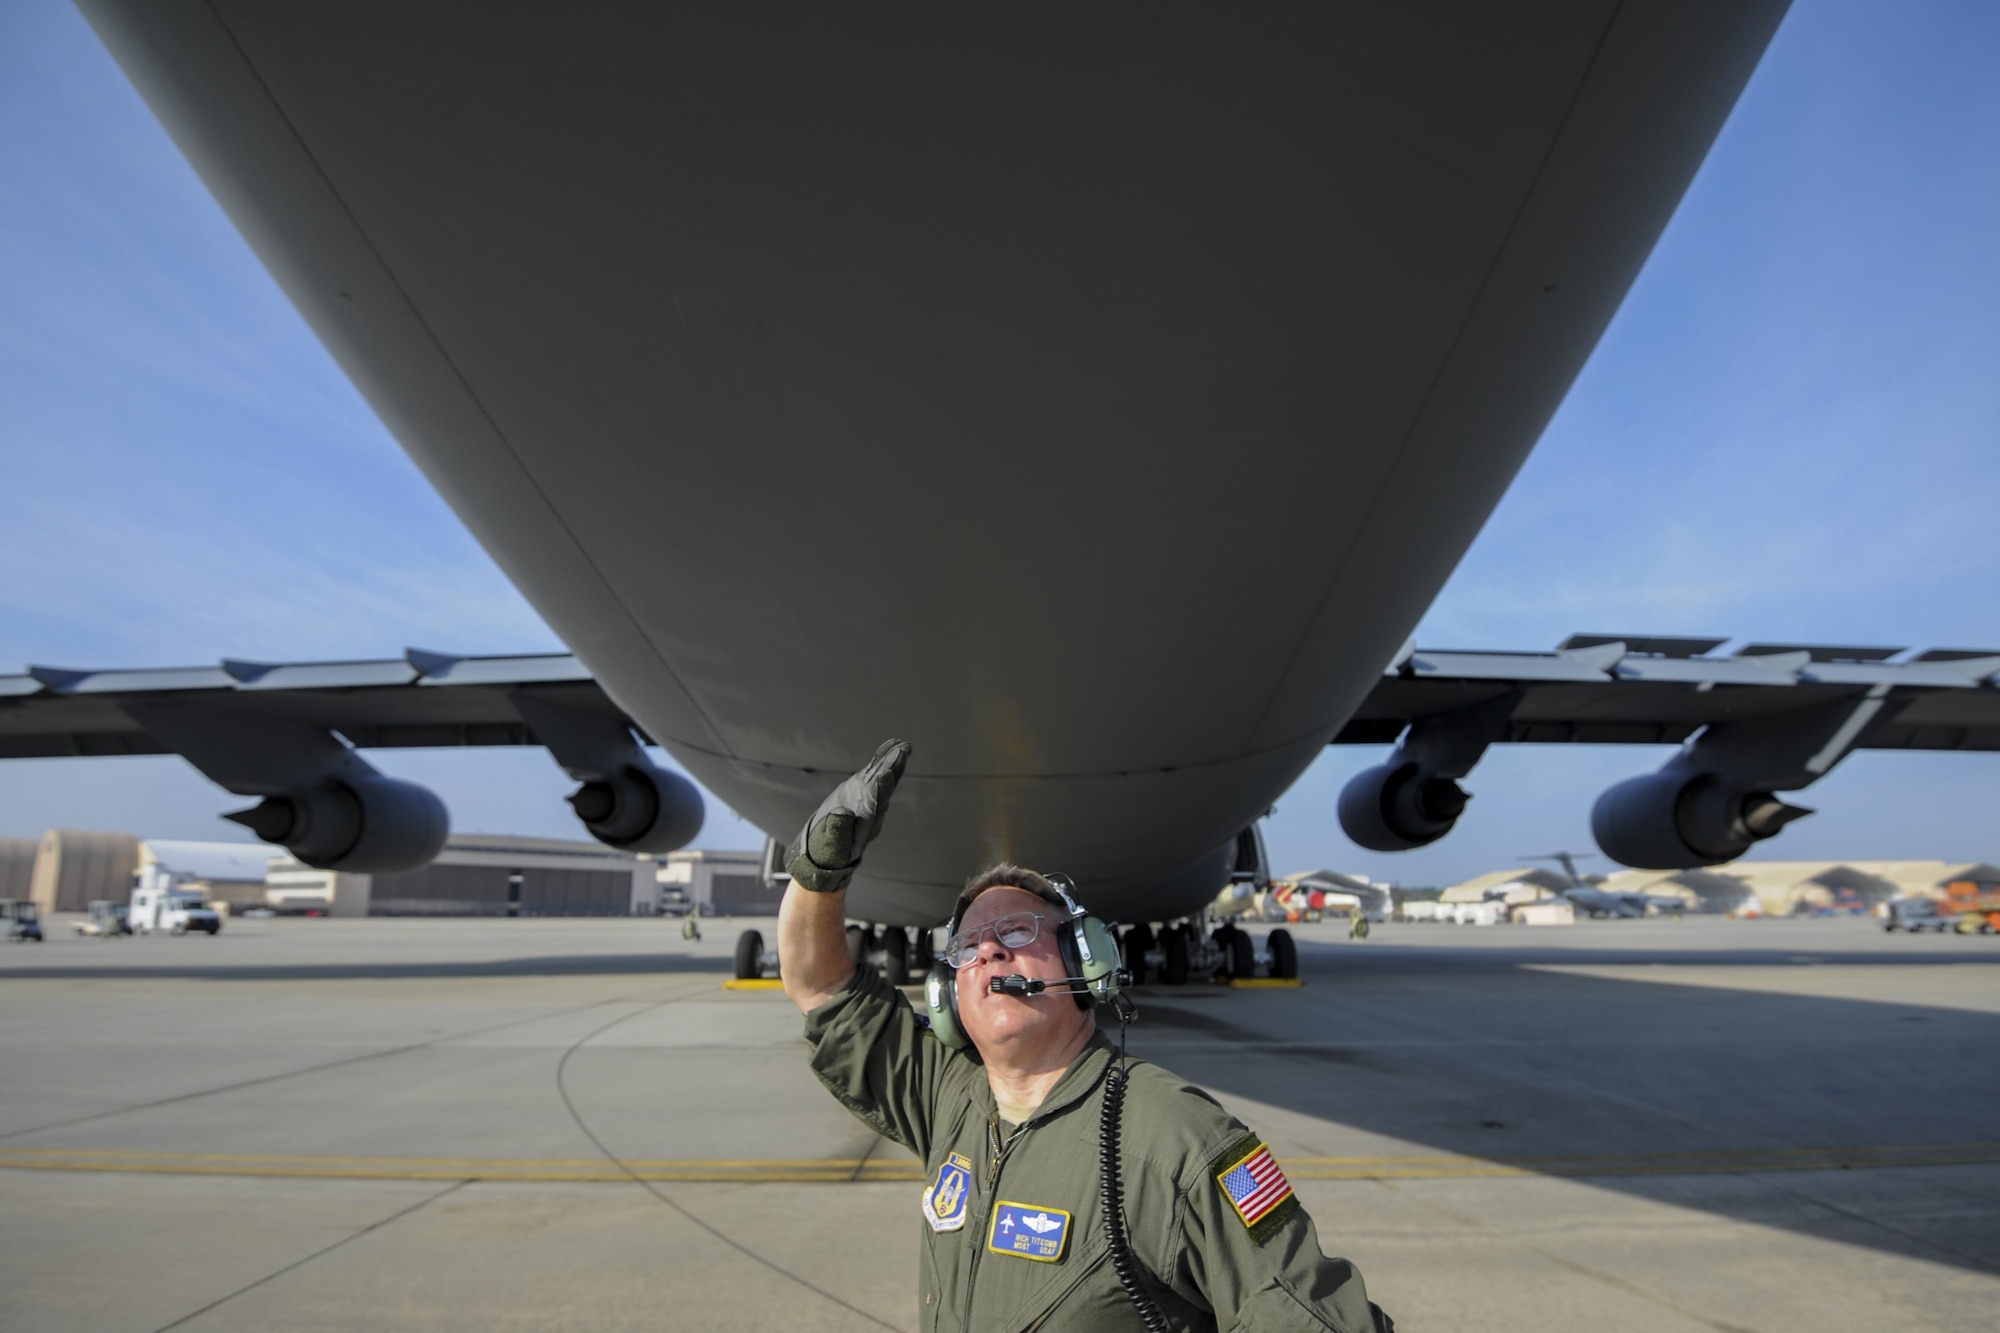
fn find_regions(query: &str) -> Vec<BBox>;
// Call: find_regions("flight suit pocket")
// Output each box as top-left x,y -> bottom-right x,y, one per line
1012,1242 -> 1111,1332
1230,1276 -> 1348,1332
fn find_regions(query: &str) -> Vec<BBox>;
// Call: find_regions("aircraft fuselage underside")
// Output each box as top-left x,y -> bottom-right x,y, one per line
75,2 -> 1788,924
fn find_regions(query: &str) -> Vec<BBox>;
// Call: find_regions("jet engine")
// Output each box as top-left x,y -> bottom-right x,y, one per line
1337,693 -> 1518,853
566,761 -> 705,853
122,702 -> 452,875
1590,770 -> 1810,870
1337,761 -> 1470,852
226,774 -> 449,873
508,694 -> 707,855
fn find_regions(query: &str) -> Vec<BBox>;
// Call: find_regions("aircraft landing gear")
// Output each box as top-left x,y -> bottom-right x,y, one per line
879,925 -> 912,985
733,928 -> 777,980
1160,925 -> 1191,984
1216,922 -> 1256,980
732,921 -> 917,985
1121,924 -> 1154,985
1120,913 -> 1301,986
1267,928 -> 1299,980
829,922 -> 918,985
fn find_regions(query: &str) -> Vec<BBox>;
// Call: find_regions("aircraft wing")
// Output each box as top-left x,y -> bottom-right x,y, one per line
0,653 -> 621,759
0,651 -> 707,873
6,634 -> 1996,875
14,638 -> 1995,762
1328,635 -> 2000,871
1334,636 -> 2000,752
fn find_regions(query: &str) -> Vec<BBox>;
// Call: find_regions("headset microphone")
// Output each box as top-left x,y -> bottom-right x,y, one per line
989,972 -> 1129,997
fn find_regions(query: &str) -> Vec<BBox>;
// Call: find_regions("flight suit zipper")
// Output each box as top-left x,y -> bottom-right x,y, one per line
987,1114 -> 1025,1185
963,1114 -> 1031,1327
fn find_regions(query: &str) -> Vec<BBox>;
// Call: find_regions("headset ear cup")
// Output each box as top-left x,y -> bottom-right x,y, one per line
1078,917 -> 1123,1001
1053,919 -> 1091,1010
925,963 -> 970,1049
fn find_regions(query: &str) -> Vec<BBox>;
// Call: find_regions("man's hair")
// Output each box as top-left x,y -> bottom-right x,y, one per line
951,863 -> 1067,925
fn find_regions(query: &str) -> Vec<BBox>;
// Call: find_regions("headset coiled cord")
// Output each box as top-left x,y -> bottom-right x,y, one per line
1100,994 -> 1171,1333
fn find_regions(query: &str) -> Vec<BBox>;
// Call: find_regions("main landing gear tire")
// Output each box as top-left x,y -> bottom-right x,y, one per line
879,925 -> 912,986
734,929 -> 765,980
1225,928 -> 1256,981
1161,925 -> 1191,985
1122,924 -> 1154,985
1268,928 -> 1299,980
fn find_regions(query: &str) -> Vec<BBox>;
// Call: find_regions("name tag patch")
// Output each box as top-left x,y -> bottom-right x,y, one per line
923,1152 -> 973,1232
987,1201 -> 1071,1262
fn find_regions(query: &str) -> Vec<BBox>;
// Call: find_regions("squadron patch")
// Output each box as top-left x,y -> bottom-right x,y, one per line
922,1151 -> 973,1232
1212,1135 -> 1298,1243
987,1201 -> 1071,1262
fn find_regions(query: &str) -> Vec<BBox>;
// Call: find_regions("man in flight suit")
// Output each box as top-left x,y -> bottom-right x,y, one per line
779,740 -> 1393,1332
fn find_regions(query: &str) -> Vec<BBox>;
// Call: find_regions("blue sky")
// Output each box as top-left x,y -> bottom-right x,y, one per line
2,1 -> 1995,886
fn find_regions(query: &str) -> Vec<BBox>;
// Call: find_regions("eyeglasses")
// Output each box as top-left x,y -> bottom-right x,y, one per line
943,911 -> 1056,968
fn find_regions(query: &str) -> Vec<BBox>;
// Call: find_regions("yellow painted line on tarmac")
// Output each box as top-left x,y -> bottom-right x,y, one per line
4,1142 -> 1998,1184
1228,978 -> 1303,988
1281,1142 -> 2000,1180
0,1146 -> 927,1183
721,978 -> 785,991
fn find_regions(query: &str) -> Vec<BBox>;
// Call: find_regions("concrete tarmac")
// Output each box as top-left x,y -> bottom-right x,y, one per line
1,914 -> 1996,1331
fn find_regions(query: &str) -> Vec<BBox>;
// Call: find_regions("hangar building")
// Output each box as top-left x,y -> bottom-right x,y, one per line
26,829 -> 140,914
272,833 -> 656,917
658,848 -> 780,916
1602,860 -> 2000,916
0,838 -> 35,900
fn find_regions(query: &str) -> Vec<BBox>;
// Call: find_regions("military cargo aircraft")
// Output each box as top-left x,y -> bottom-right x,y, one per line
7,4 -> 1997,967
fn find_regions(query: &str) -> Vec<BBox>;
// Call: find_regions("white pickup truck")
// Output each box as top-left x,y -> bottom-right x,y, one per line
129,886 -> 222,936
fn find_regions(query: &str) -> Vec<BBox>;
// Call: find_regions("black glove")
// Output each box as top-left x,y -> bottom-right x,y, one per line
785,738 -> 911,894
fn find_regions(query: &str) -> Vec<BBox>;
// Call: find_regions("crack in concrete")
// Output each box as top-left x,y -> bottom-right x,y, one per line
148,1179 -> 469,1333
554,993 -> 904,1332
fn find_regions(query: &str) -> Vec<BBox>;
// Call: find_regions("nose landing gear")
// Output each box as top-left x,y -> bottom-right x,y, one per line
733,928 -> 775,980
737,922 -> 916,984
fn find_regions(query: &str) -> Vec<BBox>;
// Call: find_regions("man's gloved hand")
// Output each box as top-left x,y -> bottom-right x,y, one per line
785,739 -> 911,894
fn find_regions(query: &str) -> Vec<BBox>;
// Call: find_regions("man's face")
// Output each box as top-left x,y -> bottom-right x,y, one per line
953,887 -> 1092,1060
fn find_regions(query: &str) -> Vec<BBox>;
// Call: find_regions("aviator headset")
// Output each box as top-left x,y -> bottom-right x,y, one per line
923,871 -> 1124,1051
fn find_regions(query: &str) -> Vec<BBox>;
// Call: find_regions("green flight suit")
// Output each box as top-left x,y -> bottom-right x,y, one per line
805,966 -> 1391,1332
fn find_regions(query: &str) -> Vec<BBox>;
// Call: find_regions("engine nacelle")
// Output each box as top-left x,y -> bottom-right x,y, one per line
1591,771 -> 1812,869
226,774 -> 449,873
1337,762 -> 1469,852
566,761 -> 704,854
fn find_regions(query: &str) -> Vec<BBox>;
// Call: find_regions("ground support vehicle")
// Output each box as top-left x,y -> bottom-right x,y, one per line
1884,898 -> 1946,932
129,886 -> 222,935
1939,880 -> 2000,933
74,900 -> 133,938
2,899 -> 42,942
1885,892 -> 2000,934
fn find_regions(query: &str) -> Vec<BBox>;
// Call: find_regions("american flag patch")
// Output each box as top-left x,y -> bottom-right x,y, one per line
1217,1141 -> 1293,1229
